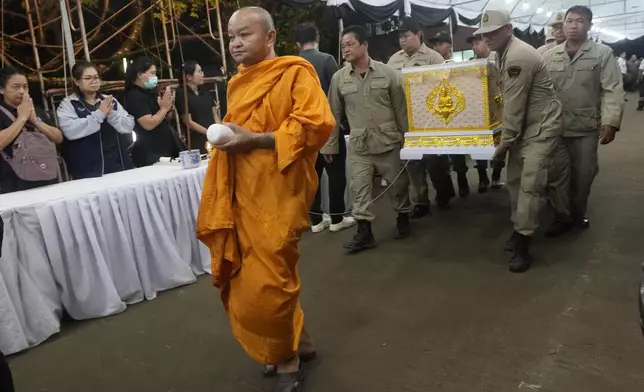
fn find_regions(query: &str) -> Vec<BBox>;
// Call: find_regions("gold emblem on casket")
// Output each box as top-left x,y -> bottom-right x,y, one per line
426,78 -> 465,125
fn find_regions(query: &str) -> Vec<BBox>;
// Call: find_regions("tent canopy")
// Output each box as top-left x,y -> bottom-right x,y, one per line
323,0 -> 644,42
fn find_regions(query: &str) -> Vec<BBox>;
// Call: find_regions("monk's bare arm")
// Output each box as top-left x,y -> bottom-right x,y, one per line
251,133 -> 275,149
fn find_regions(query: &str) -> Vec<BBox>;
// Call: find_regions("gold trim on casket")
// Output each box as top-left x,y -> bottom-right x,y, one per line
402,59 -> 503,132
404,134 -> 496,148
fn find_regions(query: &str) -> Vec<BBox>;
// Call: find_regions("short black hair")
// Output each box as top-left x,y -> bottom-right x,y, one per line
125,56 -> 155,91
71,60 -> 99,97
179,60 -> 200,85
566,5 -> 593,22
0,66 -> 26,90
342,25 -> 368,45
294,22 -> 318,45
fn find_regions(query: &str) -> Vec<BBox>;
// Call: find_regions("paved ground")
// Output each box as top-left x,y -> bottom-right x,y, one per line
9,96 -> 644,392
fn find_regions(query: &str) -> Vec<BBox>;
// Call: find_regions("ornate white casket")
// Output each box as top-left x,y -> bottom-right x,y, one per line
400,59 -> 503,160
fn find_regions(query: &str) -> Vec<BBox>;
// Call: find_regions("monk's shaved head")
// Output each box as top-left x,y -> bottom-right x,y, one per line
231,7 -> 274,32
228,6 -> 277,66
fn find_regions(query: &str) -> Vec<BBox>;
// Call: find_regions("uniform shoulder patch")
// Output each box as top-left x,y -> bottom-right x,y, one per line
507,65 -> 522,78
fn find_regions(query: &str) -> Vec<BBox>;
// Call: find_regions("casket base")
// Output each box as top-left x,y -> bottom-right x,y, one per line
400,128 -> 502,161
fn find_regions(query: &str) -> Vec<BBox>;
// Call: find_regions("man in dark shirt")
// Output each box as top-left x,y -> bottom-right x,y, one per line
295,22 -> 355,233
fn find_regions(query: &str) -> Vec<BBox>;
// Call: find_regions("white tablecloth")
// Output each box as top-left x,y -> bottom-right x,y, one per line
0,163 -> 210,355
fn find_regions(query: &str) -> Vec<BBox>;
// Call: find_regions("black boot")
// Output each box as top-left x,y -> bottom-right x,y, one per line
545,218 -> 573,237
343,220 -> 376,252
394,213 -> 411,239
410,204 -> 431,219
504,231 -> 517,252
457,172 -> 470,197
509,233 -> 533,273
477,168 -> 490,193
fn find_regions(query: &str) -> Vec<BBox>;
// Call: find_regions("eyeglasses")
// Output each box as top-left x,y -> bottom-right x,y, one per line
82,75 -> 101,82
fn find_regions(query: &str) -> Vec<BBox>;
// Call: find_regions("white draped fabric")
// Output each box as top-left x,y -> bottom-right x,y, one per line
0,163 -> 210,355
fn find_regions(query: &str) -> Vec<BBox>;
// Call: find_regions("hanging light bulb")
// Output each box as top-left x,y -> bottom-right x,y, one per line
536,7 -> 543,13
123,58 -> 128,73
522,2 -> 530,11
546,10 -> 552,17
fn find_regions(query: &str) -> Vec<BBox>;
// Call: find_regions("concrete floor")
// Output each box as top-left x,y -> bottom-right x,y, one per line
9,96 -> 644,392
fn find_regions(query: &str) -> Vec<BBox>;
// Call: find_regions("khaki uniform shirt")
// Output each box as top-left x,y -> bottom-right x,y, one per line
537,42 -> 556,56
325,59 -> 408,155
386,44 -> 444,71
497,36 -> 563,146
543,40 -> 624,137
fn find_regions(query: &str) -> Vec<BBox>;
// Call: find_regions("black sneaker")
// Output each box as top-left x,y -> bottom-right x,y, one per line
572,216 -> 590,229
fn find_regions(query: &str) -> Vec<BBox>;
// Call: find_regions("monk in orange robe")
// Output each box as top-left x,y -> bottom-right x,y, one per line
196,7 -> 335,392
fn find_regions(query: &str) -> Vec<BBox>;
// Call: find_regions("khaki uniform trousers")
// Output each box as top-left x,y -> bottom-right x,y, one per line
546,137 -> 571,221
564,133 -> 599,218
507,137 -> 557,236
350,149 -> 411,221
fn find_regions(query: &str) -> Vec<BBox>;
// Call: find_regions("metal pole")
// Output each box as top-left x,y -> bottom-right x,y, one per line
59,0 -> 76,68
448,14 -> 454,60
24,0 -> 49,111
215,0 -> 227,75
338,18 -> 344,64
159,1 -> 174,78
1,0 -> 4,68
77,0 -> 91,61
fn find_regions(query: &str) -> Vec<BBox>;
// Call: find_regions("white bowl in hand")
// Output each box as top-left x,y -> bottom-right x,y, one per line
207,124 -> 234,146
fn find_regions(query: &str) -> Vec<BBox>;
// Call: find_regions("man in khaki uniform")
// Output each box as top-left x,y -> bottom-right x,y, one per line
468,33 -> 504,193
387,17 -> 454,217
327,25 -> 411,252
537,11 -> 566,55
476,9 -> 563,273
535,11 -> 573,237
543,5 -> 624,229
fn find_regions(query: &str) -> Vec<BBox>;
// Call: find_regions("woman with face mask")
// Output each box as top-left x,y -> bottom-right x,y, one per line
124,57 -> 185,167
0,66 -> 62,194
57,61 -> 135,179
175,61 -> 221,154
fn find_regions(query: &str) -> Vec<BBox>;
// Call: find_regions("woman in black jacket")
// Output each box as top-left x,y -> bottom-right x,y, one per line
124,57 -> 185,167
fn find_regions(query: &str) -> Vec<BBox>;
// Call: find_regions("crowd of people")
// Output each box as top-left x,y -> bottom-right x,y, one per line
0,56 -> 223,194
191,5 -> 625,392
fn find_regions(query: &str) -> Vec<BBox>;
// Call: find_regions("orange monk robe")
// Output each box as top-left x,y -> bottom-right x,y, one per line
196,56 -> 336,365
